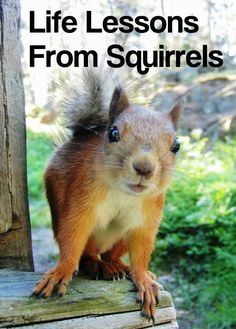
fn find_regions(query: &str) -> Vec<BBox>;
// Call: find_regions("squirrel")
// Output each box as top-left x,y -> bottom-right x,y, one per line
32,67 -> 183,322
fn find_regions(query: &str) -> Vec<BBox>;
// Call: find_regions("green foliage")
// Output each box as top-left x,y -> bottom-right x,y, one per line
27,129 -> 54,227
152,136 -> 236,329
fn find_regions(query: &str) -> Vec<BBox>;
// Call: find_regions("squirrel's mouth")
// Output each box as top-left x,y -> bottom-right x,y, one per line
127,183 -> 147,193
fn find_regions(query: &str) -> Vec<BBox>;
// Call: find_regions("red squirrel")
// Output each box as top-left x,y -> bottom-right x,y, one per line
33,68 -> 183,322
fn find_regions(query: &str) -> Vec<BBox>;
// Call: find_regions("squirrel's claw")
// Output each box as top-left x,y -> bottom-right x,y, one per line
141,311 -> 152,321
136,297 -> 144,307
134,274 -> 159,324
32,264 -> 74,298
151,315 -> 156,326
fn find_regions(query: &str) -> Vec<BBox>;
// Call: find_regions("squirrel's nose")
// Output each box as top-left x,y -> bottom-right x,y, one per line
133,161 -> 155,180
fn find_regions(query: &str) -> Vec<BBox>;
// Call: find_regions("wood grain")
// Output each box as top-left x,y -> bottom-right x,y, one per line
0,0 -> 34,270
18,314 -> 179,329
0,270 -> 178,328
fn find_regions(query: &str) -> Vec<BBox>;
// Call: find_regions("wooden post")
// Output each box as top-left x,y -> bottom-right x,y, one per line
0,0 -> 34,271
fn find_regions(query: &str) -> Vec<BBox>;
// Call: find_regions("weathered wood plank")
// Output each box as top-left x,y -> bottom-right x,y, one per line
0,0 -> 33,270
0,270 -> 177,328
18,311 -> 178,329
12,321 -> 179,329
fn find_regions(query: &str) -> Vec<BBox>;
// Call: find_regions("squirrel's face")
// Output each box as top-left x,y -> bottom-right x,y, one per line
98,88 -> 183,197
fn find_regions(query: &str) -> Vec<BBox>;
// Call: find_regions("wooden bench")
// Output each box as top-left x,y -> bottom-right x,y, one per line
0,270 -> 178,328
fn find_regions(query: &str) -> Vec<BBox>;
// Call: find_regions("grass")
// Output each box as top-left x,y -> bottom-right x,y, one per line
27,125 -> 236,328
27,128 -> 54,228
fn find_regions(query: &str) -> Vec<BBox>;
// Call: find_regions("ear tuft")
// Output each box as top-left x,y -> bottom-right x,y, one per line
109,87 -> 129,124
169,99 -> 184,129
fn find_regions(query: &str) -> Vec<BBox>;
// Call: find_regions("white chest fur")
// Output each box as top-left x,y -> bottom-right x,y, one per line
92,189 -> 144,253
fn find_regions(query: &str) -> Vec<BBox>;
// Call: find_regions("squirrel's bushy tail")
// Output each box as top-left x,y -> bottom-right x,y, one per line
51,65 -> 148,141
59,66 -> 119,136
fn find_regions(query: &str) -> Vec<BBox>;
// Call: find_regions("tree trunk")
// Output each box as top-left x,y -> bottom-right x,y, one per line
0,0 -> 34,271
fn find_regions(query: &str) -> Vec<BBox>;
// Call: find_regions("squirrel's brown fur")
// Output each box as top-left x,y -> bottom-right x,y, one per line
33,68 -> 183,321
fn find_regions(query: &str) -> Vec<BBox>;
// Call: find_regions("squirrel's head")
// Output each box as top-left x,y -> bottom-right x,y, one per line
99,87 -> 183,197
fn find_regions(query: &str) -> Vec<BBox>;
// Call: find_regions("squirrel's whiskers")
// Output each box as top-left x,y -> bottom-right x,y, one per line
33,67 -> 184,321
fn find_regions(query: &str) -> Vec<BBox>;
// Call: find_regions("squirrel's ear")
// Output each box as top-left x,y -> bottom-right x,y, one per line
169,99 -> 184,129
109,87 -> 129,124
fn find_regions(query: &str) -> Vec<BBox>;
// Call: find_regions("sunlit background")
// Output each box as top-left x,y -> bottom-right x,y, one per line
21,1 -> 236,329
21,0 -> 236,109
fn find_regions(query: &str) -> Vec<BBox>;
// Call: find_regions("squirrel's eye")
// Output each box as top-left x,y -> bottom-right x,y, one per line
108,126 -> 120,143
171,138 -> 180,154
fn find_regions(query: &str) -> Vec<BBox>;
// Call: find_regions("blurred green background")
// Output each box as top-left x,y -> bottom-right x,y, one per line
23,0 -> 236,328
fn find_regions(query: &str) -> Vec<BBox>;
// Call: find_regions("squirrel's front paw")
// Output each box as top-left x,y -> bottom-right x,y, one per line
32,263 -> 75,298
133,272 -> 160,323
